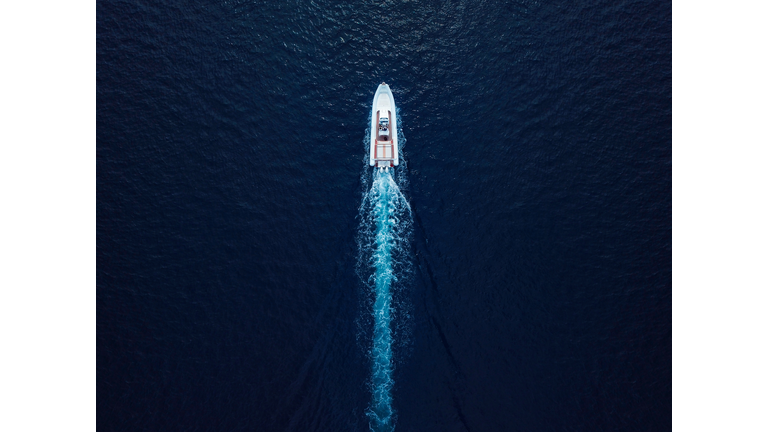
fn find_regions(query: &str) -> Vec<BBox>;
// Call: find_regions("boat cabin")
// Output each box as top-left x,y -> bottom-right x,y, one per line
374,109 -> 394,167
377,114 -> 390,141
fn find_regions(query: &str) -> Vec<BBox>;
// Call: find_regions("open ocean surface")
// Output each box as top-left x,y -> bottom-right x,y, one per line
97,0 -> 671,430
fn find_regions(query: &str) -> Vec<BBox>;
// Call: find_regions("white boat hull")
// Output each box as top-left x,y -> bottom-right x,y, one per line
369,83 -> 399,167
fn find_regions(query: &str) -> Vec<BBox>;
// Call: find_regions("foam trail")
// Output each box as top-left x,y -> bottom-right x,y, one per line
359,168 -> 411,432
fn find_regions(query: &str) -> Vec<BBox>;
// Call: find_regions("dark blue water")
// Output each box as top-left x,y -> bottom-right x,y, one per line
97,0 -> 671,430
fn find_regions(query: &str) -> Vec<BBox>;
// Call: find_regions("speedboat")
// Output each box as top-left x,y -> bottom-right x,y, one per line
369,83 -> 399,168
